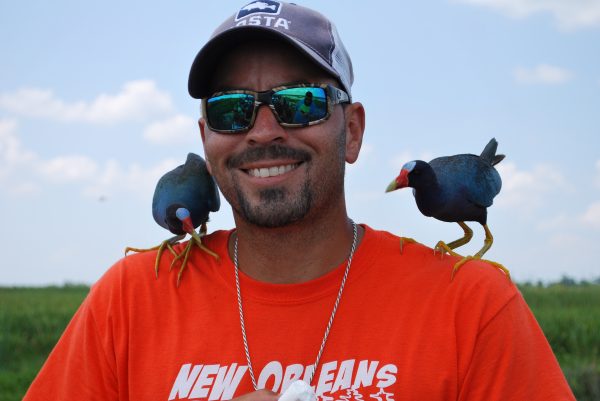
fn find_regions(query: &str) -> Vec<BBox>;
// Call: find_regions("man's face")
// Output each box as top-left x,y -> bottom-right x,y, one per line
200,39 -> 349,228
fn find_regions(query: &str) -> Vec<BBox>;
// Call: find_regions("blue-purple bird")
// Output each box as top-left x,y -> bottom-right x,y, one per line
126,153 -> 220,285
385,138 -> 509,279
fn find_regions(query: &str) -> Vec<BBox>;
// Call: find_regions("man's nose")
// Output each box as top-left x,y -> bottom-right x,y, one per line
245,105 -> 288,144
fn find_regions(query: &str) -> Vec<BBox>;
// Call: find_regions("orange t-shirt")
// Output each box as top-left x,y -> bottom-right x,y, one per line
24,225 -> 575,401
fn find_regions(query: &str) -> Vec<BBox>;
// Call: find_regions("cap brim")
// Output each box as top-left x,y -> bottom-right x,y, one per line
188,26 -> 342,99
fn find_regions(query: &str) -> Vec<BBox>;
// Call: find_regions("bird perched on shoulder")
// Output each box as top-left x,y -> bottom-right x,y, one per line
126,152 -> 221,286
385,138 -> 510,280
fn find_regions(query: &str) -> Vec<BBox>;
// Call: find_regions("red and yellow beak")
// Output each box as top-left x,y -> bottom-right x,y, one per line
385,169 -> 409,192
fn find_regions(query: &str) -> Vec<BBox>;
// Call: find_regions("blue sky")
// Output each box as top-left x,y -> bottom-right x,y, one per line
1,0 -> 599,285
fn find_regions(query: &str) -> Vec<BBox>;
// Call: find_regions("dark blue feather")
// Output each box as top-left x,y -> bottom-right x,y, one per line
151,153 -> 220,235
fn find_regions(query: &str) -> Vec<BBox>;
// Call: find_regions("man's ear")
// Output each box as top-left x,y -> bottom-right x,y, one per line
199,118 -> 213,175
343,102 -> 366,164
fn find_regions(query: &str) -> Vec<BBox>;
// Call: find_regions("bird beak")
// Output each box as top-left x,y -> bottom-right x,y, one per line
385,180 -> 398,193
181,217 -> 195,235
385,169 -> 409,192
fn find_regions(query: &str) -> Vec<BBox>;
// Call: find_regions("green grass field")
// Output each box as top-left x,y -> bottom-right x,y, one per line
1,282 -> 599,401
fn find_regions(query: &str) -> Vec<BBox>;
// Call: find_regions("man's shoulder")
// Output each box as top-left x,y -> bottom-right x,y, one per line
88,229 -> 232,299
360,224 -> 514,290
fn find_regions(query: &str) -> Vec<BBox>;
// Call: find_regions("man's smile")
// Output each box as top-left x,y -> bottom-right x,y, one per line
245,163 -> 301,178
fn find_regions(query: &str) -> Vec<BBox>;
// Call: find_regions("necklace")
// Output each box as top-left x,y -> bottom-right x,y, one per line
234,219 -> 358,390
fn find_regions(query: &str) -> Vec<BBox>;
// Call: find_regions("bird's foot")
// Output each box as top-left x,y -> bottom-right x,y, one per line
124,244 -> 160,255
434,241 -> 463,259
399,237 -> 417,254
450,256 -> 512,281
168,240 -> 194,287
126,234 -> 184,257
451,255 -> 473,280
191,235 -> 220,261
154,239 -> 180,278
481,258 -> 512,281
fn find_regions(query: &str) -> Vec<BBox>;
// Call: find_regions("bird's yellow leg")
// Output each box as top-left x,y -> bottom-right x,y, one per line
434,221 -> 473,259
451,225 -> 511,281
190,230 -> 220,261
399,237 -> 417,254
474,224 -> 493,258
476,225 -> 511,279
446,222 -> 473,250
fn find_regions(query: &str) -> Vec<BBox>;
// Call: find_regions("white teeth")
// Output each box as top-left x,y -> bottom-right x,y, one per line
249,164 -> 298,178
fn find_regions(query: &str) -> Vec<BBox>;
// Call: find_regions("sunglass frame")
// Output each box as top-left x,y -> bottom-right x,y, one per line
202,83 -> 350,134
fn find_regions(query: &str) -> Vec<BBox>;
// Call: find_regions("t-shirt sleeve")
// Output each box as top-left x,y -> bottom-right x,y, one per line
23,283 -> 119,400
457,291 -> 575,401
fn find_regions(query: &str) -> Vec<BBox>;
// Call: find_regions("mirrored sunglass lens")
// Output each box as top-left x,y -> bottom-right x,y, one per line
206,93 -> 255,131
272,87 -> 327,124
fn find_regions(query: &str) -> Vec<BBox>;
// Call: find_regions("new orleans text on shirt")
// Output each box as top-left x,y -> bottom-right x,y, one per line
169,359 -> 398,401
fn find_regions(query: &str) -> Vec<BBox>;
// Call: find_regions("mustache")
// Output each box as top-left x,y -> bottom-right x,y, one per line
227,144 -> 312,168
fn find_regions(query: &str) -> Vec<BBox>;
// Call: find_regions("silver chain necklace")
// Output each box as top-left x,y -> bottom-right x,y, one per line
234,219 -> 358,390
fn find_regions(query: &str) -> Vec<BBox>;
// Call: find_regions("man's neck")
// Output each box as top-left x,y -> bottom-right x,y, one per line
229,212 -> 363,284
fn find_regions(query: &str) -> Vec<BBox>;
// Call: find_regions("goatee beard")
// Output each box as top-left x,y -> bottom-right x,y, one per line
236,180 -> 313,228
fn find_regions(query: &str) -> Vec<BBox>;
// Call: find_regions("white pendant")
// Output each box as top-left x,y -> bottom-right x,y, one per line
279,380 -> 317,401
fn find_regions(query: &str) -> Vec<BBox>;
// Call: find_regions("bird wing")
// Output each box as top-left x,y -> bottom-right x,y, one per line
430,155 -> 501,208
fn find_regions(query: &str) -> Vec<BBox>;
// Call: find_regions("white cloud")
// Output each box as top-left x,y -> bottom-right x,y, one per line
455,0 -> 600,30
0,119 -> 38,184
143,114 -> 198,145
38,155 -> 99,182
581,201 -> 600,228
514,64 -> 573,85
0,80 -> 173,124
495,161 -> 566,211
0,119 -> 36,166
83,158 -> 180,200
0,117 -> 183,199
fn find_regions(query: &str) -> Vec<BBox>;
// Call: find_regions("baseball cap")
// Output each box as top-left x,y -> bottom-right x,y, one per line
188,1 -> 354,100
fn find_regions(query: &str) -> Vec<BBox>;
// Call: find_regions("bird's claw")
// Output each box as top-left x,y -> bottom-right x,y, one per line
451,255 -> 473,280
434,241 -> 463,259
124,244 -> 160,255
399,237 -> 417,254
155,240 -> 179,278
450,256 -> 512,281
482,258 -> 511,281
190,231 -> 220,261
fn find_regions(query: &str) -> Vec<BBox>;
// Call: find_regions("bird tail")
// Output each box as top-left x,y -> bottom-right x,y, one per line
480,138 -> 505,166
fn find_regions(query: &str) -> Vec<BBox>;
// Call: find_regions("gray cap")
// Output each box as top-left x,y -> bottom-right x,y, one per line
188,1 -> 353,99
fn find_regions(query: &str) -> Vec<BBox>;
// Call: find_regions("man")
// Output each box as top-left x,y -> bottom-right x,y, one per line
25,2 -> 575,401
292,91 -> 316,124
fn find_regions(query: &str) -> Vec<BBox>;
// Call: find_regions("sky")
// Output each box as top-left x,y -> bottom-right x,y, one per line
1,0 -> 599,286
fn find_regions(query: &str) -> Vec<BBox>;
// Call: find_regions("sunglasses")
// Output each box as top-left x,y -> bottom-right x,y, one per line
202,83 -> 350,133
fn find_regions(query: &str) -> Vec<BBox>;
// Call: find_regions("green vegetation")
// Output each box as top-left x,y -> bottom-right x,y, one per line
1,281 -> 599,400
519,281 -> 600,400
0,285 -> 89,401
